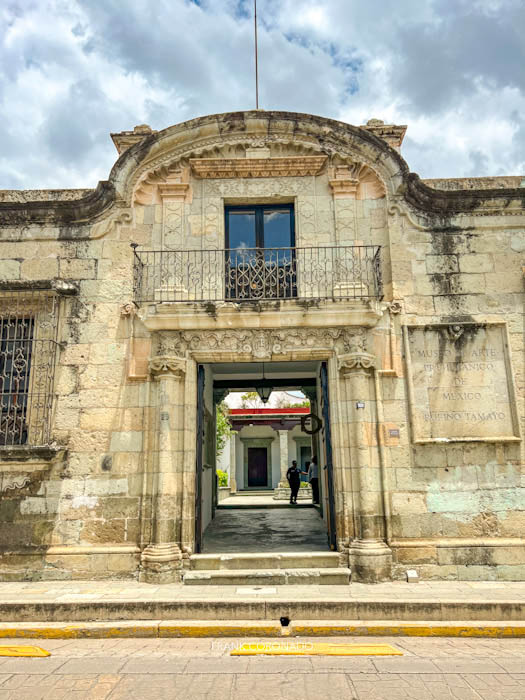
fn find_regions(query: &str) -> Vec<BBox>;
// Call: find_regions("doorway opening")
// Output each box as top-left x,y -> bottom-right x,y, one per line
194,360 -> 337,555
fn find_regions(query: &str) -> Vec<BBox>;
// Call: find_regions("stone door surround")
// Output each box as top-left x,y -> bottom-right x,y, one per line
140,323 -> 393,584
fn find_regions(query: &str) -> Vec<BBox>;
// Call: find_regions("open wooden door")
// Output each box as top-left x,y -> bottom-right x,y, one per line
320,362 -> 337,550
195,364 -> 205,553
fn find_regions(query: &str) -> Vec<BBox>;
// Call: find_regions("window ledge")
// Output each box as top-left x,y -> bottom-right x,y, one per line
0,445 -> 64,468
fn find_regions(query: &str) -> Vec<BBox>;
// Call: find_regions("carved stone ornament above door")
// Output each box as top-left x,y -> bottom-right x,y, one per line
154,327 -> 366,362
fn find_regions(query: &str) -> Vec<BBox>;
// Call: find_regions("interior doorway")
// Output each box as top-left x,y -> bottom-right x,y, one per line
194,360 -> 337,554
247,447 -> 268,487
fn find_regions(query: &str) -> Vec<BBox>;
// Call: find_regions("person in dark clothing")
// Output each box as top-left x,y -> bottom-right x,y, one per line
286,460 -> 301,504
308,455 -> 320,504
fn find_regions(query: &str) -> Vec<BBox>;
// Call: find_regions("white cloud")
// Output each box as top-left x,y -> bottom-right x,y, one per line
0,0 -> 523,189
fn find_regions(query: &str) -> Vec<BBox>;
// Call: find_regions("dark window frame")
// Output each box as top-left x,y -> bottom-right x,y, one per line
224,203 -> 295,250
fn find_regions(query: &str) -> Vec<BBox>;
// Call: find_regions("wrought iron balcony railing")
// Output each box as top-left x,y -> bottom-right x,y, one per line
133,246 -> 382,304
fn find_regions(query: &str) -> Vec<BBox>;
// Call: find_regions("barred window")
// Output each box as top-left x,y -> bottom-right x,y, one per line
0,289 -> 59,447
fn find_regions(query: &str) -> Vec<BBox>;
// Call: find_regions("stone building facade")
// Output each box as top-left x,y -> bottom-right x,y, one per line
0,110 -> 524,584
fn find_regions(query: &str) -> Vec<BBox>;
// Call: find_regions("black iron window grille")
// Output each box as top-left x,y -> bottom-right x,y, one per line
0,290 -> 59,447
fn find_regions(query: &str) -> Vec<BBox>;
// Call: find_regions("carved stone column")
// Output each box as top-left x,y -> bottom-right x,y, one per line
277,429 -> 290,488
141,355 -> 186,584
338,350 -> 392,583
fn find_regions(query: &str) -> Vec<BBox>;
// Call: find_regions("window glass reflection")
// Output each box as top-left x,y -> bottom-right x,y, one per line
263,209 -> 292,249
228,212 -> 256,251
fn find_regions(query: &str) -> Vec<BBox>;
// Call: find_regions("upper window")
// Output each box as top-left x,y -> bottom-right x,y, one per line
225,204 -> 295,251
224,205 -> 296,300
0,290 -> 59,448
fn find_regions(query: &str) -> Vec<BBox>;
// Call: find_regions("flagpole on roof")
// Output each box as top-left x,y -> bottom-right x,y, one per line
254,0 -> 259,109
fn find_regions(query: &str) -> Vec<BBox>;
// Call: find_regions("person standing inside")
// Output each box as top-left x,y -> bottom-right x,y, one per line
308,455 -> 319,504
286,460 -> 301,505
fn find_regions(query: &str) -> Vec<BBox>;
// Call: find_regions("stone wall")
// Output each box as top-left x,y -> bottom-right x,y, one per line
383,207 -> 525,580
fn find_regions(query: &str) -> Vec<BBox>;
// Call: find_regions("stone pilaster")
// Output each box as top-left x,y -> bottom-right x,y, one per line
338,350 -> 392,583
140,355 -> 186,584
329,168 -> 358,246
160,183 -> 189,250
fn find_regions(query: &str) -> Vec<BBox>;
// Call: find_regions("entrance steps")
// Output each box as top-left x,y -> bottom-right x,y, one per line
183,552 -> 351,585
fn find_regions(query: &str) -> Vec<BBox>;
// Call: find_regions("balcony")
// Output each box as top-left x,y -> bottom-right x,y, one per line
133,246 -> 383,305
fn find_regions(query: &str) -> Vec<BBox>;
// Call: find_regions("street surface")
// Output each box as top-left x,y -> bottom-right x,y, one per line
0,636 -> 524,699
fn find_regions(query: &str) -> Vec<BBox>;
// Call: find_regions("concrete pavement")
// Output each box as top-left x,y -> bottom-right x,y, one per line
202,506 -> 328,552
0,636 -> 525,698
2,579 -> 525,603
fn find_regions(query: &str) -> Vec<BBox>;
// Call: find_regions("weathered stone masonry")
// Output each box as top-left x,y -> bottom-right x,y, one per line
0,111 -> 524,582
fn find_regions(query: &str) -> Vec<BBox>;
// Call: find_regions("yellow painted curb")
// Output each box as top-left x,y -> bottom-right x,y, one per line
159,622 -> 281,638
232,642 -> 402,656
0,624 -> 160,639
0,646 -> 50,657
291,623 -> 525,638
0,621 -> 524,639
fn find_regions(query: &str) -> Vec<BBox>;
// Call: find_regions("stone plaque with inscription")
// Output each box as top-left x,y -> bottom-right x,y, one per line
405,324 -> 520,443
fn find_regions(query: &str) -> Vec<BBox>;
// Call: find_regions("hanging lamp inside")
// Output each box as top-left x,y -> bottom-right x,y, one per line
255,363 -> 272,404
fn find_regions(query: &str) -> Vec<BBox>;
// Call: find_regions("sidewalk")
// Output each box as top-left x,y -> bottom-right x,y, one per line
1,579 -> 525,603
0,580 -> 524,638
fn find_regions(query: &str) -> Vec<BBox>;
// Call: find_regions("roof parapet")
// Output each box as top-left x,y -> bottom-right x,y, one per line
362,119 -> 407,151
111,124 -> 157,155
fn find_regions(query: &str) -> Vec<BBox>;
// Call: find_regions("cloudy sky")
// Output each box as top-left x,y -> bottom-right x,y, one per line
1,0 -> 524,189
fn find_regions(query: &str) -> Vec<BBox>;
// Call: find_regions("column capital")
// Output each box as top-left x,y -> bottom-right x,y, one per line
158,183 -> 190,201
338,351 -> 377,375
329,177 -> 359,199
149,355 -> 186,378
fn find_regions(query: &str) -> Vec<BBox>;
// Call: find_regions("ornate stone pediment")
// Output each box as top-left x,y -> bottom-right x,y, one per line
189,155 -> 327,179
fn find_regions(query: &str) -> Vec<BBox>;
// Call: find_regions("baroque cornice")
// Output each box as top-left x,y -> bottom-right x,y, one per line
388,199 -> 525,233
0,180 -> 116,228
402,172 -> 525,219
189,155 -> 327,179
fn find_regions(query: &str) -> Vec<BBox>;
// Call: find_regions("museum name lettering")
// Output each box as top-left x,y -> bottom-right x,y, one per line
424,410 -> 506,422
